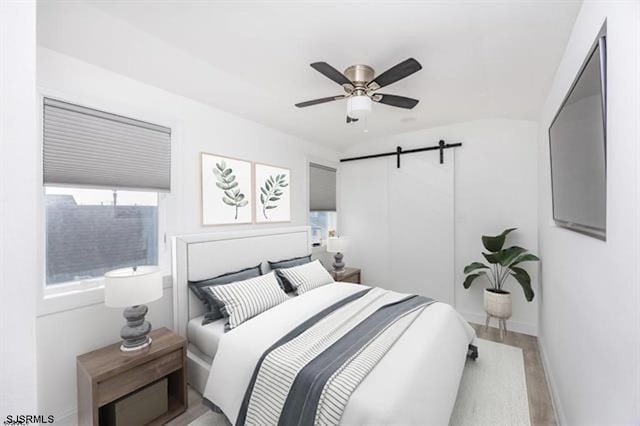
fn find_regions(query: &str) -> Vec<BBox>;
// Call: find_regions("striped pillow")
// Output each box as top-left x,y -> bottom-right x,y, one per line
276,260 -> 335,295
207,271 -> 288,331
268,254 -> 312,292
188,263 -> 262,325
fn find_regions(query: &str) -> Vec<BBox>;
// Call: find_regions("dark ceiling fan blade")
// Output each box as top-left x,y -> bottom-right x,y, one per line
375,94 -> 420,109
295,95 -> 346,108
310,62 -> 352,86
346,116 -> 359,123
369,58 -> 422,89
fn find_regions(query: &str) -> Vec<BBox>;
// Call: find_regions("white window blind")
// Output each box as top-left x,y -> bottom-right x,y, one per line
43,98 -> 171,191
309,163 -> 336,211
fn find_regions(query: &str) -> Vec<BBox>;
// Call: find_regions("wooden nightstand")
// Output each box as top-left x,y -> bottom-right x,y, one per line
331,267 -> 361,284
77,327 -> 187,425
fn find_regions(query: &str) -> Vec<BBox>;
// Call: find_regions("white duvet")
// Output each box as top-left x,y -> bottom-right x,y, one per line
204,283 -> 475,425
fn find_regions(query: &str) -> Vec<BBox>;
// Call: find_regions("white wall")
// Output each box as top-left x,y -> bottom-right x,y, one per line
36,48 -> 339,424
537,2 -> 640,424
341,119 -> 539,334
0,1 -> 39,418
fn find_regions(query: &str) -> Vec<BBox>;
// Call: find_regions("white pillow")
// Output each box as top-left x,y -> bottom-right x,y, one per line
207,271 -> 288,331
276,260 -> 335,294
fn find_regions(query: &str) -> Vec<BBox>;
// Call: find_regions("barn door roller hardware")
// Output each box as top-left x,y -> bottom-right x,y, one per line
340,140 -> 462,168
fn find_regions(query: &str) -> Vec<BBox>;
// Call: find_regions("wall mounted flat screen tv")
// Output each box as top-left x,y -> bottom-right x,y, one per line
549,32 -> 607,240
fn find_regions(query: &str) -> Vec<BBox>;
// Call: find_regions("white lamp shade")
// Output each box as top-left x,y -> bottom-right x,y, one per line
104,266 -> 163,308
327,236 -> 348,253
347,95 -> 372,119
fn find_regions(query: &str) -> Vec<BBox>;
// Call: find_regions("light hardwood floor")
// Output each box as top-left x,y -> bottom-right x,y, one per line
168,323 -> 557,426
166,387 -> 213,426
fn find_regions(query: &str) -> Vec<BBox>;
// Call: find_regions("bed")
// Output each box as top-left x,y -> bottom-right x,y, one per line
172,227 -> 475,425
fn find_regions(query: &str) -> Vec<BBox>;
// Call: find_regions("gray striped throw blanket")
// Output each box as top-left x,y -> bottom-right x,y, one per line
234,287 -> 435,426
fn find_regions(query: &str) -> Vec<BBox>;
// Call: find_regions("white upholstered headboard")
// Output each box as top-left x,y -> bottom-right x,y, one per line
172,226 -> 311,337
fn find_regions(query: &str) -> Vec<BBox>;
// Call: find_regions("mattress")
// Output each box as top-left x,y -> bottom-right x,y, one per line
187,316 -> 227,360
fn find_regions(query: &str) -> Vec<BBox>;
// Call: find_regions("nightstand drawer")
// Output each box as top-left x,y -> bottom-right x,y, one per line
341,272 -> 361,284
331,267 -> 361,284
97,349 -> 182,406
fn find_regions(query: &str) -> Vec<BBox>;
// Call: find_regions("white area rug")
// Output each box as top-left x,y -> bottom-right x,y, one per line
190,338 -> 530,426
450,338 -> 530,426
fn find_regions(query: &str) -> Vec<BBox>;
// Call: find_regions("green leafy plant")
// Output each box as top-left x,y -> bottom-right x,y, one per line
213,160 -> 248,220
463,228 -> 540,301
259,174 -> 288,219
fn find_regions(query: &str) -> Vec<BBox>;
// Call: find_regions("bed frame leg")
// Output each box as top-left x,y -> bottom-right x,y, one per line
467,344 -> 478,361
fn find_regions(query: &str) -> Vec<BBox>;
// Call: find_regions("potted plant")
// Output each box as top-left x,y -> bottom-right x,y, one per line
462,228 -> 539,327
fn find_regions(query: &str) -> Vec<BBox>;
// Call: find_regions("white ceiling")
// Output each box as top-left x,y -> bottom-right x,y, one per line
37,0 -> 581,151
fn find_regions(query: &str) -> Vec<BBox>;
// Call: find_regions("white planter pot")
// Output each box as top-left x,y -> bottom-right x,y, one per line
484,289 -> 512,319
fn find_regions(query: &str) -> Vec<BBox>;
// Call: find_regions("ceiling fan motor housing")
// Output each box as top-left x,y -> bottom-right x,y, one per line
344,64 -> 375,85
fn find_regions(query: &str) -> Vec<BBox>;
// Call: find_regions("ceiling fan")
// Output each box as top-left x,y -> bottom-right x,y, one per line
295,58 -> 422,123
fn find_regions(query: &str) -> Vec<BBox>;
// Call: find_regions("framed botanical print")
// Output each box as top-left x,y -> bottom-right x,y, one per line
254,163 -> 291,223
201,153 -> 253,225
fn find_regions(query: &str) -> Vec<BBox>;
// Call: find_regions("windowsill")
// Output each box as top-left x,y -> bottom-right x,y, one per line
37,274 -> 173,318
312,244 -> 330,257
44,277 -> 106,298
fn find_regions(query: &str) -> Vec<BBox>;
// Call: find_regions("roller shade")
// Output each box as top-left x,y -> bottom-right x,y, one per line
43,98 -> 171,191
309,163 -> 336,211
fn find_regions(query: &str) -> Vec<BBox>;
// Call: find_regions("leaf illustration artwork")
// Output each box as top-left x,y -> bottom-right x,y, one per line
212,160 -> 248,220
259,174 -> 288,219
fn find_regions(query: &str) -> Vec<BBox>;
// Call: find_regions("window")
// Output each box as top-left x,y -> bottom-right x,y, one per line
309,163 -> 337,246
310,211 -> 337,246
42,98 -> 171,288
45,187 -> 158,286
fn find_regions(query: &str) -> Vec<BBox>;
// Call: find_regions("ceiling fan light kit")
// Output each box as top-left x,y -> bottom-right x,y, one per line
295,58 -> 422,123
347,95 -> 372,119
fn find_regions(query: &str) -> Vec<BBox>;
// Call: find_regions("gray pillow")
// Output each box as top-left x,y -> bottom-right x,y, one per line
188,264 -> 262,325
268,254 -> 312,292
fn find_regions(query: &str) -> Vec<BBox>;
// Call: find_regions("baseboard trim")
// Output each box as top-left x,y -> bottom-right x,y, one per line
459,310 -> 538,336
537,337 -> 566,426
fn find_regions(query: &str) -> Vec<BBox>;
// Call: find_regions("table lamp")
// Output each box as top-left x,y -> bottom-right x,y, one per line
105,266 -> 162,352
327,236 -> 348,272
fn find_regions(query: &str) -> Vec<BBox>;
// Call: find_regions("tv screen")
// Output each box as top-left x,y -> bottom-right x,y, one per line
549,34 -> 607,240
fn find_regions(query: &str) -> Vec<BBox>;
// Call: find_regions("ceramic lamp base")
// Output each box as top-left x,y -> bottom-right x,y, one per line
120,337 -> 152,352
332,252 -> 345,272
120,304 -> 152,352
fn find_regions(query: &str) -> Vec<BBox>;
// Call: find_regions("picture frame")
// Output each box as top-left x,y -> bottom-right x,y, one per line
254,162 -> 291,223
201,152 -> 253,226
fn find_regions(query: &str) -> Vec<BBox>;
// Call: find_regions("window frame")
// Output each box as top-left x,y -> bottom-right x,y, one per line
36,90 -> 176,316
39,184 -> 170,311
306,156 -> 339,251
